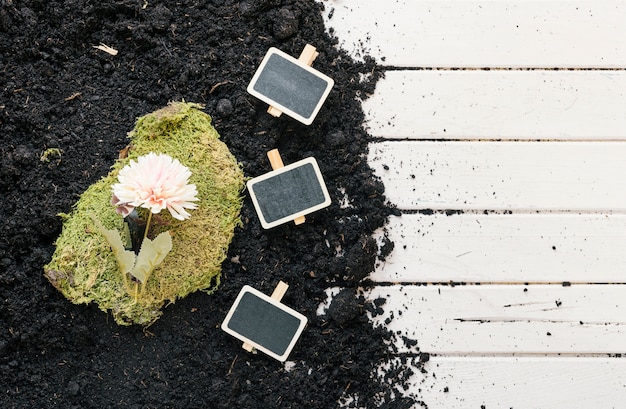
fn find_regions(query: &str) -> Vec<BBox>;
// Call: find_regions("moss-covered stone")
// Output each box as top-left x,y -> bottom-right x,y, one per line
44,102 -> 245,326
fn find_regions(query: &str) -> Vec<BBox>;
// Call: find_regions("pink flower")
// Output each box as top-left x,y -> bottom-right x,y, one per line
111,153 -> 198,220
111,193 -> 135,217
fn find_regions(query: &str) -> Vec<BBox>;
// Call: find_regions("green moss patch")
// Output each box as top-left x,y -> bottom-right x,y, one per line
44,102 -> 245,326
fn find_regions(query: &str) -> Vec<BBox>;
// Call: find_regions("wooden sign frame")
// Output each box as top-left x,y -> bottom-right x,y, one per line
247,155 -> 331,229
247,46 -> 334,125
221,284 -> 307,362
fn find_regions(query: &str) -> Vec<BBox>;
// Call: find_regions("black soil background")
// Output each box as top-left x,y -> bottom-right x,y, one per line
0,1 -> 421,408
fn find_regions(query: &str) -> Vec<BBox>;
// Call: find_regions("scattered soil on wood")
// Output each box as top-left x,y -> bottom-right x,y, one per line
1,1 -> 420,407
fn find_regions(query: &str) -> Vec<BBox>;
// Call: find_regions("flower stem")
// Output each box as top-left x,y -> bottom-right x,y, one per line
122,273 -> 131,295
143,211 -> 153,240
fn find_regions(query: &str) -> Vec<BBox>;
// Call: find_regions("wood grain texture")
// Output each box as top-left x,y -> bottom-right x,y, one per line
365,284 -> 626,354
372,214 -> 626,283
322,0 -> 626,68
362,70 -> 626,140
368,141 -> 626,211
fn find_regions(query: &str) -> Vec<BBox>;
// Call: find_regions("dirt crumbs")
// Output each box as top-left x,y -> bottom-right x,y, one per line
0,0 -> 420,408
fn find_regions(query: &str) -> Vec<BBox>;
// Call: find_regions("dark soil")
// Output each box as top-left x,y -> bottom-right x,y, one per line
0,0 -> 419,407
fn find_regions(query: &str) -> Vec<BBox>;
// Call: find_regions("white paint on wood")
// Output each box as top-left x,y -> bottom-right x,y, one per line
322,0 -> 626,68
321,1 -> 626,406
368,141 -> 626,211
362,70 -> 626,140
365,285 -> 626,354
382,356 -> 626,409
372,214 -> 626,283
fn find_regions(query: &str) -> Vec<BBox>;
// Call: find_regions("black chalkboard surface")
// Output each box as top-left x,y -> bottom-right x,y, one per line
247,47 -> 334,125
221,286 -> 308,362
247,157 -> 331,229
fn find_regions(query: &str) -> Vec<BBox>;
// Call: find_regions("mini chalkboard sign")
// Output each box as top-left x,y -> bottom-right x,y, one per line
221,283 -> 307,362
247,45 -> 334,125
247,149 -> 331,229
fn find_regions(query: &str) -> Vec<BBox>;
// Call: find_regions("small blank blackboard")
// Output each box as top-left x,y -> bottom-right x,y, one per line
247,157 -> 331,229
221,286 -> 307,362
247,47 -> 334,125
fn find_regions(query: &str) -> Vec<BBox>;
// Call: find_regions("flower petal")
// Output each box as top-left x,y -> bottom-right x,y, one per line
111,153 -> 198,219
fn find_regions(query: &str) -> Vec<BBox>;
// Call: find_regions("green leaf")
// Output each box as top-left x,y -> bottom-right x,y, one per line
91,216 -> 136,275
131,232 -> 173,283
121,222 -> 132,250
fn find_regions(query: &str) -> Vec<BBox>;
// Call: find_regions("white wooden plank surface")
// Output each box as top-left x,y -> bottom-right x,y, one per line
385,356 -> 626,409
365,285 -> 626,354
372,214 -> 626,283
362,70 -> 626,140
319,1 -> 626,407
322,0 -> 626,68
368,141 -> 626,211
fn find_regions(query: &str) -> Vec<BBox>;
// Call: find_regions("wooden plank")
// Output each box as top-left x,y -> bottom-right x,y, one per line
372,214 -> 626,284
322,0 -> 626,68
368,141 -> 626,211
365,285 -> 626,354
381,356 -> 626,408
323,2 -> 626,406
362,70 -> 626,140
